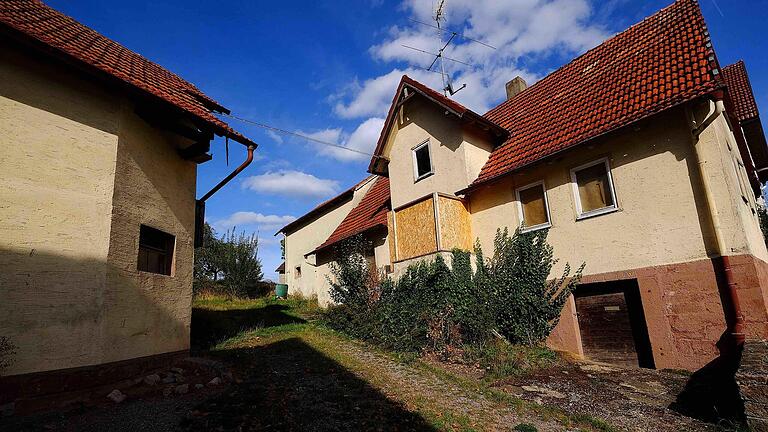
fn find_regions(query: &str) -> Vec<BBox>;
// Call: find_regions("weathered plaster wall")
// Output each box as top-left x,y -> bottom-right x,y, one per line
385,98 -> 493,209
0,39 -> 197,375
469,105 -> 768,370
283,177 -> 376,301
691,101 -> 768,263
101,101 -> 197,364
0,41 -> 119,375
468,107 -> 762,277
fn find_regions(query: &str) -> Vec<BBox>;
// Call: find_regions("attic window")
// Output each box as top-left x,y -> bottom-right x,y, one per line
412,140 -> 433,181
138,225 -> 175,275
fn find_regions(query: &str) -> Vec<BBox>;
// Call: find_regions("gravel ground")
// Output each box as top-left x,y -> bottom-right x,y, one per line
492,361 -> 722,432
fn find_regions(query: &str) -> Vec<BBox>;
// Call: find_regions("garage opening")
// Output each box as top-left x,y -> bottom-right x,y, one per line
574,279 -> 655,368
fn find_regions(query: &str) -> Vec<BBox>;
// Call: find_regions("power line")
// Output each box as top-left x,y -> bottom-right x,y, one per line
219,113 -> 381,158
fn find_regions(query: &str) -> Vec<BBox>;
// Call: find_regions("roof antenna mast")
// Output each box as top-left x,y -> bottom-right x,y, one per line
401,0 -> 495,97
434,0 -> 465,96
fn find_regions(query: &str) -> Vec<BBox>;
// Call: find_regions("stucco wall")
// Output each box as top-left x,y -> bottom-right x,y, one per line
0,39 -> 196,375
469,106 -> 766,278
384,98 -> 493,209
101,101 -> 197,364
0,42 -> 120,375
283,177 -> 376,301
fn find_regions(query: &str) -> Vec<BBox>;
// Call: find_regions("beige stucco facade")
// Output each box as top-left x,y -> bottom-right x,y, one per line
469,105 -> 767,278
383,98 -> 494,210
372,90 -> 768,370
282,176 -> 390,306
0,40 -> 197,376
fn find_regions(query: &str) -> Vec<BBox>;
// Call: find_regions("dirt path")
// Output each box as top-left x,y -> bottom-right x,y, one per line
181,328 -> 607,431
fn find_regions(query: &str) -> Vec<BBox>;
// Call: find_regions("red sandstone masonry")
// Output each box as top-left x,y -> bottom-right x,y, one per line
551,254 -> 768,371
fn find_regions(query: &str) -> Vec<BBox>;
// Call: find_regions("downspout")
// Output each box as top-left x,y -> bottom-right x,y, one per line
195,145 -> 256,247
688,96 -> 746,349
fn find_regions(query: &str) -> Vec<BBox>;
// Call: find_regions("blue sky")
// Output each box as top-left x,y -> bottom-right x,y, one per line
46,0 -> 767,281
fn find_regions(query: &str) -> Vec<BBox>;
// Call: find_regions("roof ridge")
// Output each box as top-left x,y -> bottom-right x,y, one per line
486,0 -> 702,119
468,0 -> 721,190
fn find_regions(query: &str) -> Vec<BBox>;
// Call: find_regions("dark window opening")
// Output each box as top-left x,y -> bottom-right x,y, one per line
574,279 -> 655,369
138,225 -> 175,276
413,142 -> 432,179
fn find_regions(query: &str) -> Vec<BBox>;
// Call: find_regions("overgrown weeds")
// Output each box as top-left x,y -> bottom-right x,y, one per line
323,227 -> 584,361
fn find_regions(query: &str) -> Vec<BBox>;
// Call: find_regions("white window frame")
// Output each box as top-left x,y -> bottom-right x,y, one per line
570,157 -> 619,220
515,180 -> 552,232
411,140 -> 434,182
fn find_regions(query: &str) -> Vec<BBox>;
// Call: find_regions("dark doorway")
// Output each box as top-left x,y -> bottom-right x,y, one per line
574,279 -> 655,368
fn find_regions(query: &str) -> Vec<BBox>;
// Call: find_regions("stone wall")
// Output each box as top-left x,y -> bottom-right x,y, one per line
737,340 -> 768,431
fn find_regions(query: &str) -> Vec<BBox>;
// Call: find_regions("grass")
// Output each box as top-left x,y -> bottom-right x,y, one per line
191,293 -> 618,432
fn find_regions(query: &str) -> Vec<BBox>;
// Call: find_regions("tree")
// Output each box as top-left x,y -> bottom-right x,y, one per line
194,224 -> 263,297
218,228 -> 263,297
194,223 -> 223,282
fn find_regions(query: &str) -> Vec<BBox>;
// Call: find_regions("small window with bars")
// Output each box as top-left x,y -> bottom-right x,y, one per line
137,225 -> 175,276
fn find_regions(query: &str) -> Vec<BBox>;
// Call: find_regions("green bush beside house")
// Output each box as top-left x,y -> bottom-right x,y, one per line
324,227 -> 584,356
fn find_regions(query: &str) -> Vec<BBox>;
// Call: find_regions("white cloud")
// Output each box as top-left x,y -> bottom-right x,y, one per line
300,117 -> 386,162
334,0 -> 610,121
265,130 -> 284,144
242,170 -> 340,198
213,212 -> 296,231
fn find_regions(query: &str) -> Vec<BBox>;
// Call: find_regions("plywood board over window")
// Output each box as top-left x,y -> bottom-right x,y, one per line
395,197 -> 437,260
438,195 -> 473,251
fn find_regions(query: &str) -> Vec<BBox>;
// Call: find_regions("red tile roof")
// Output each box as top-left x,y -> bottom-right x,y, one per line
469,0 -> 723,188
368,75 -> 507,174
315,176 -> 391,252
0,0 -> 254,146
722,60 -> 760,123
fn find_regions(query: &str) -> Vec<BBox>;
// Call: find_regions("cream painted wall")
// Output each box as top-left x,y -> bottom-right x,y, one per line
469,105 -> 768,279
384,98 -> 493,209
101,101 -> 197,364
0,39 -> 197,375
690,100 -> 768,263
282,177 -> 376,302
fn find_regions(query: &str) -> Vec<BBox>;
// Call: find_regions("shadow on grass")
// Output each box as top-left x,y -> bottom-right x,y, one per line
191,303 -> 306,350
181,337 -> 436,431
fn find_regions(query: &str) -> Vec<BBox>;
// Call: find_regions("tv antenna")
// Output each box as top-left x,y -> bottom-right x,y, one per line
401,0 -> 495,97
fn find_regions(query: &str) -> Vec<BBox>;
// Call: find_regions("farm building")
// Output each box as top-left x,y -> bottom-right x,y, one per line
278,0 -> 768,371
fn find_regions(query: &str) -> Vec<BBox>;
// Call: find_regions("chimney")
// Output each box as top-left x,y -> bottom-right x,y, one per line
505,76 -> 527,100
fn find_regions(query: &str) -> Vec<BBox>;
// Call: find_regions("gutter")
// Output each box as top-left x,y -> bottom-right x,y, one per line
688,94 -> 746,350
194,145 -> 256,247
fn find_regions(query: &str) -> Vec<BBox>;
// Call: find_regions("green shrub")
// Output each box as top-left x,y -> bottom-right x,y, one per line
480,228 -> 584,345
758,204 -> 768,248
324,228 -> 583,354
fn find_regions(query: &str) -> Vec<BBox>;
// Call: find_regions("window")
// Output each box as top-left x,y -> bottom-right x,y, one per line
295,266 -> 302,278
411,140 -> 433,181
570,158 -> 618,219
138,225 -> 174,275
515,181 -> 551,231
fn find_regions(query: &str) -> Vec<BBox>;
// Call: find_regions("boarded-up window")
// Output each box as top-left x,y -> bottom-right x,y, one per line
572,159 -> 617,217
516,182 -> 550,230
412,141 -> 433,180
138,225 -> 174,275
